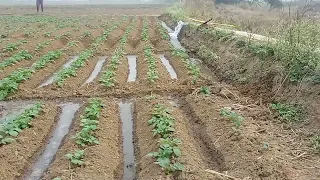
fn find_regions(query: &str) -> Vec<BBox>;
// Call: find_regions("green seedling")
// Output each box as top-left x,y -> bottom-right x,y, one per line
312,135 -> 320,153
220,108 -> 244,129
44,32 -> 51,37
148,138 -> 184,174
35,41 -> 50,52
74,98 -> 103,147
271,103 -> 302,122
65,150 -> 85,166
200,86 -> 211,96
0,103 -> 43,145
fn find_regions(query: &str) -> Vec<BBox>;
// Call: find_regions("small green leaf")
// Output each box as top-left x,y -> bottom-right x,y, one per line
173,147 -> 181,157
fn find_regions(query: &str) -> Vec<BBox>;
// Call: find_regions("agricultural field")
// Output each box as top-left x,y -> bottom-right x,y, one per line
1,5 -> 320,180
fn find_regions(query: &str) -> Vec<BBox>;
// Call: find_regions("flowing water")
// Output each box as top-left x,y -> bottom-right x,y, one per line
159,55 -> 177,79
161,20 -> 187,50
38,56 -> 79,87
119,101 -> 135,180
82,56 -> 106,86
25,103 -> 80,180
127,55 -> 137,82
0,101 -> 34,125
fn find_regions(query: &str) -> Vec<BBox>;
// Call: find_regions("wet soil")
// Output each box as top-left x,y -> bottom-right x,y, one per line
3,11 -> 319,180
134,96 -> 218,180
43,99 -> 122,180
0,103 -> 58,180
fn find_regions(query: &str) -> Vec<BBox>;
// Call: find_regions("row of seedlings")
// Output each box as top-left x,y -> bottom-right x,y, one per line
0,103 -> 43,145
65,98 -> 103,166
156,22 -> 200,84
0,50 -> 33,70
53,17 -> 127,87
142,18 -> 159,83
0,18 -> 121,99
99,17 -> 136,87
0,50 -> 62,100
148,103 -> 184,174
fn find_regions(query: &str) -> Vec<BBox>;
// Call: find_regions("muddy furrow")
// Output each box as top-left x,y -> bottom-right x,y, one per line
135,96 -> 218,179
43,99 -> 122,180
0,103 -> 58,180
10,27 -> 107,99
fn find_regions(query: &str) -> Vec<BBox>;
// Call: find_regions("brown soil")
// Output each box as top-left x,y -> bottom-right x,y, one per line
4,10 -> 318,180
43,99 -> 122,180
46,57 -> 100,94
0,103 -> 58,179
135,96 -> 218,180
183,89 -> 320,179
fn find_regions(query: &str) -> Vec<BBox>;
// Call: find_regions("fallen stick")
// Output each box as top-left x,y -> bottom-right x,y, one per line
205,169 -> 241,180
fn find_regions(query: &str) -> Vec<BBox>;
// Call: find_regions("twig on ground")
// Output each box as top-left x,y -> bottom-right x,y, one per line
205,169 -> 241,180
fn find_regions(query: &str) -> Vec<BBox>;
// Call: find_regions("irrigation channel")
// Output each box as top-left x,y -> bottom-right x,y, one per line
0,16 -> 231,180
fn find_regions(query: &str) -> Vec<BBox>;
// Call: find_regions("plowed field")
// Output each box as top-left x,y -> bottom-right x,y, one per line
1,6 -> 320,180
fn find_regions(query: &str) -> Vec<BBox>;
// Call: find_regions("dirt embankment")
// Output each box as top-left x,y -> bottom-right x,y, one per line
159,13 -> 320,129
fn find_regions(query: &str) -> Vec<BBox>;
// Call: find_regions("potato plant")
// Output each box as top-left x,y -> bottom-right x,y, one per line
171,47 -> 200,84
220,108 -> 244,129
0,103 -> 43,145
74,98 -> 103,146
55,49 -> 93,87
0,50 -> 62,100
65,150 -> 85,166
148,103 -> 184,174
144,45 -> 159,83
0,50 -> 33,70
35,40 -> 51,52
100,18 -> 135,88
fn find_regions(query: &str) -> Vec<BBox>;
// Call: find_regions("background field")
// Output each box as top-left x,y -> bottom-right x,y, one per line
1,3 -> 320,180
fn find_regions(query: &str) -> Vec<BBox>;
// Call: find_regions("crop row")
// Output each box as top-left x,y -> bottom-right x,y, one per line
0,50 -> 62,100
0,103 -> 43,145
155,22 -> 200,84
148,103 -> 184,174
64,98 -> 103,168
53,17 -> 127,87
171,47 -> 200,84
0,50 -> 32,70
142,18 -> 159,83
0,18 -> 123,98
2,39 -> 27,53
100,17 -> 136,87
